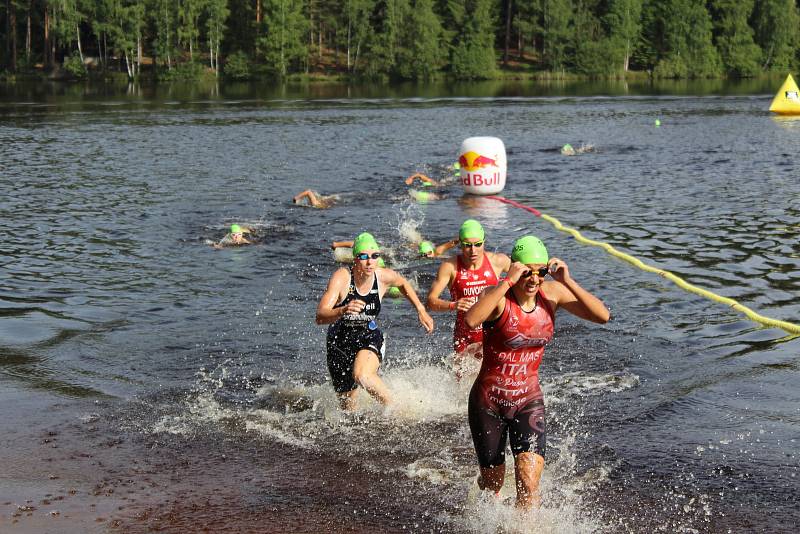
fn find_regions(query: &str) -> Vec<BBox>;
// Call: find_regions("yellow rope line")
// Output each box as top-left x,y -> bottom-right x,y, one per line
536,212 -> 800,335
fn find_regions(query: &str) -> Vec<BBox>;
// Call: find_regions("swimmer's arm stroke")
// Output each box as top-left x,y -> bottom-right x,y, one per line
380,269 -> 434,333
331,240 -> 354,250
546,258 -> 610,324
434,237 -> 459,257
464,262 -> 529,329
315,268 -> 364,324
404,173 -> 438,187
426,260 -> 457,312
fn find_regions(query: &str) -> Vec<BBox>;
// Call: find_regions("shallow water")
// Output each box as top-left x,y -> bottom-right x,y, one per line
1,80 -> 798,532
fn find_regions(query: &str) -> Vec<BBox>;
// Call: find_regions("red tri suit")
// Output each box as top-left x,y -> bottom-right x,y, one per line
467,289 -> 555,467
450,254 -> 499,353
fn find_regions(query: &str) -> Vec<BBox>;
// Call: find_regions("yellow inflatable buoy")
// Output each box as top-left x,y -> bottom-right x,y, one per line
769,74 -> 800,114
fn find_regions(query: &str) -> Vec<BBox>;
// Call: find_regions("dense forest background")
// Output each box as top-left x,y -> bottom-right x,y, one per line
1,0 -> 799,81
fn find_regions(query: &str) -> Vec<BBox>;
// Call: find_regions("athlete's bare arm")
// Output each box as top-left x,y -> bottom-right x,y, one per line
464,262 -> 528,329
316,268 -> 364,324
404,173 -> 439,187
379,269 -> 434,333
542,258 -> 610,323
434,238 -> 459,257
331,240 -> 354,250
488,252 -> 512,277
425,259 -> 457,312
293,190 -> 324,207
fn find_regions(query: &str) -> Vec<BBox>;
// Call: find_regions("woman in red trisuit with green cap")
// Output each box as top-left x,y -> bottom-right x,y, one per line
426,219 -> 511,377
464,235 -> 609,509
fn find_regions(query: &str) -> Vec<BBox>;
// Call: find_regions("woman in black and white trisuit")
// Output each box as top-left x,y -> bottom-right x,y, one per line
316,232 -> 434,410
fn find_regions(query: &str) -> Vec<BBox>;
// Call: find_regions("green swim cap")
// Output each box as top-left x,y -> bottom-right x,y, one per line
562,144 -> 573,151
352,232 -> 380,256
511,236 -> 548,264
459,219 -> 485,241
230,224 -> 243,234
453,161 -> 461,170
387,286 -> 402,298
377,257 -> 386,268
418,241 -> 435,256
422,181 -> 434,188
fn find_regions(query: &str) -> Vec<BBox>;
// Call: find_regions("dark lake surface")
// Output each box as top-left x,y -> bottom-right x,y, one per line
1,78 -> 798,532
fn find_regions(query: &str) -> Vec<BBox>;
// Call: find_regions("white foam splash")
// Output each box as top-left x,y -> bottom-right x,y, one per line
447,434 -> 608,533
544,371 -> 639,403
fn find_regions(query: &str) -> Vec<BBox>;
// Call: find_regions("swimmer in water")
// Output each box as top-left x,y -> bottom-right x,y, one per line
417,238 -> 459,258
464,235 -> 609,509
331,236 -> 455,262
408,189 -> 444,203
560,143 -> 595,156
213,224 -> 252,249
425,220 -> 510,378
316,232 -> 434,410
293,190 -> 337,208
405,173 -> 441,187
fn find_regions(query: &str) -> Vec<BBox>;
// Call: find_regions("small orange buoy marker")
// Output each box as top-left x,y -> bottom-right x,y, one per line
769,74 -> 800,115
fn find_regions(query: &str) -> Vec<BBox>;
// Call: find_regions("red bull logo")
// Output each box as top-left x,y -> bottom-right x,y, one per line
459,151 -> 499,172
462,173 -> 501,187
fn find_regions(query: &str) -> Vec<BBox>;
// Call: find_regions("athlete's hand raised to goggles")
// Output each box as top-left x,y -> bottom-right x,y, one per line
418,308 -> 435,333
506,261 -> 531,284
547,257 -> 571,283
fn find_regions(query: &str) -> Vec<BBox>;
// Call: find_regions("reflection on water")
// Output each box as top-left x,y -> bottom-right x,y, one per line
0,75 -> 788,106
1,84 -> 799,531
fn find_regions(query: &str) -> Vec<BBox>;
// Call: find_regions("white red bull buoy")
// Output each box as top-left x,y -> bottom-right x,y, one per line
458,137 -> 506,195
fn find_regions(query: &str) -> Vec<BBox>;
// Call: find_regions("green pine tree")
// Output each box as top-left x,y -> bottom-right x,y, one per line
396,0 -> 444,79
710,0 -> 760,77
449,0 -> 496,79
752,0 -> 799,72
259,0 -> 308,76
605,0 -> 642,72
641,0 -> 720,78
363,0 -> 409,78
541,0 -> 571,72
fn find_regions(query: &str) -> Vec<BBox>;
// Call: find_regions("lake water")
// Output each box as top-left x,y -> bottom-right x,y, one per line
1,79 -> 798,533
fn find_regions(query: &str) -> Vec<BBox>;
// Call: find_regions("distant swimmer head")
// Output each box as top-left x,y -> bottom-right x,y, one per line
511,236 -> 548,265
561,144 -> 576,156
352,232 -> 380,257
418,241 -> 435,258
229,224 -> 250,244
377,257 -> 386,268
459,219 -> 485,242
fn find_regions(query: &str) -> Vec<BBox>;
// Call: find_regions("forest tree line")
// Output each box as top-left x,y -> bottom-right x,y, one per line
1,0 -> 799,81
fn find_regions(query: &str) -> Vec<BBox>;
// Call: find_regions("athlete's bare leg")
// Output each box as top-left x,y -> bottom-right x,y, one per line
514,451 -> 544,509
352,349 -> 392,406
478,464 -> 505,495
337,389 -> 359,411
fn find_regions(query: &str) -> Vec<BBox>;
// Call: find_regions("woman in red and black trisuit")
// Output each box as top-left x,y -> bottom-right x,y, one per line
426,219 -> 510,377
464,235 -> 610,509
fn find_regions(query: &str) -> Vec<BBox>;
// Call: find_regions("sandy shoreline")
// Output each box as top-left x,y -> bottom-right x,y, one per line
0,385 -> 457,533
